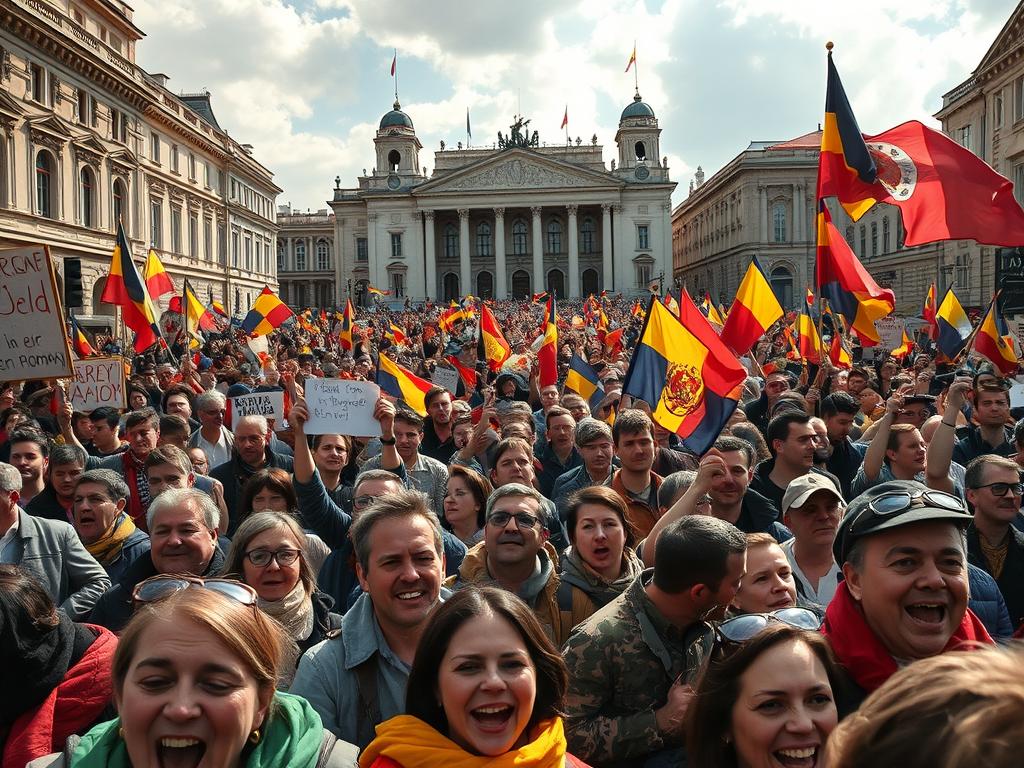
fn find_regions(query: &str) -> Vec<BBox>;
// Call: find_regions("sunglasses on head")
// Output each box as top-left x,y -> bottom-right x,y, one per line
843,488 -> 964,538
132,575 -> 257,607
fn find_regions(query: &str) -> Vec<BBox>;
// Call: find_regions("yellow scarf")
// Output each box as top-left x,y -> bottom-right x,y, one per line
359,716 -> 568,768
85,512 -> 137,565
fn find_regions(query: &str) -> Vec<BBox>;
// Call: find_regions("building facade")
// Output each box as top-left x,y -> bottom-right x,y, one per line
304,93 -> 675,307
0,0 -> 280,333
275,205 -> 337,309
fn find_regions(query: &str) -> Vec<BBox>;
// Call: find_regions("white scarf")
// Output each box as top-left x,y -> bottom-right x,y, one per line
257,582 -> 315,688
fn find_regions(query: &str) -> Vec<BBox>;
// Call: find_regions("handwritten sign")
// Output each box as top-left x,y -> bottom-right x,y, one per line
303,378 -> 382,437
432,364 -> 460,394
231,390 -> 284,424
68,357 -> 125,411
0,245 -> 73,381
876,316 -> 905,351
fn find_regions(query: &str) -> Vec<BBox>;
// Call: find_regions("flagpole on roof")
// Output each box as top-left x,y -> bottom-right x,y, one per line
393,49 -> 399,101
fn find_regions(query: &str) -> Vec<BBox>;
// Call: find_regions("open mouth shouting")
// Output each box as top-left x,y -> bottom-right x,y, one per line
772,745 -> 821,768
155,736 -> 207,768
904,602 -> 947,628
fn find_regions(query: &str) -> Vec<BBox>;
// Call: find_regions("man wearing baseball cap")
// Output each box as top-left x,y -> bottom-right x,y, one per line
822,479 -> 993,715
780,474 -> 845,607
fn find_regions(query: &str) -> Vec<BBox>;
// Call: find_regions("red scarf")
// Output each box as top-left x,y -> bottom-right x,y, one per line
2,625 -> 118,767
822,581 -> 993,693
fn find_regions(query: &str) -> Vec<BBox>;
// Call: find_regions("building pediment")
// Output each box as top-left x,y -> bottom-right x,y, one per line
976,4 -> 1024,75
0,90 -> 25,126
415,149 -> 622,195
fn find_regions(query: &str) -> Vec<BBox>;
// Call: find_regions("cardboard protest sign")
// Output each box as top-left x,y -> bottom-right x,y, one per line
0,245 -> 73,381
303,378 -> 382,437
231,390 -> 285,424
68,357 -> 125,411
431,364 -> 460,394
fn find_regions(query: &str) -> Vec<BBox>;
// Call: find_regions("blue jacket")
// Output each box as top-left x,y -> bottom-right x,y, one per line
103,524 -> 151,585
967,562 -> 1014,640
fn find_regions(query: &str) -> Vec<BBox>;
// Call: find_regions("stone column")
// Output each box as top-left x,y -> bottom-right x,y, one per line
458,208 -> 471,298
424,210 -> 436,301
567,204 -> 579,298
612,205 -> 624,292
308,280 -> 316,307
333,217 -> 344,307
601,203 -> 613,292
792,183 -> 801,243
662,203 -> 673,288
494,207 -> 506,299
366,213 -> 378,303
758,185 -> 768,240
286,237 -> 294,272
531,206 -> 544,294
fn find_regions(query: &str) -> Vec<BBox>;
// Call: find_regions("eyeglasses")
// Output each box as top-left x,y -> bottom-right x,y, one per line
353,494 -> 375,509
867,489 -> 964,517
132,575 -> 257,606
972,481 -> 1024,497
487,511 -> 540,529
715,608 -> 822,644
244,548 -> 301,567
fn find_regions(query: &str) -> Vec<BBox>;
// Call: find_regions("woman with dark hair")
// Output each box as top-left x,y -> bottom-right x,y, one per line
359,586 -> 591,767
239,468 -> 329,574
220,511 -> 341,687
686,621 -> 842,768
0,565 -> 117,766
441,465 -> 492,547
558,486 -> 643,636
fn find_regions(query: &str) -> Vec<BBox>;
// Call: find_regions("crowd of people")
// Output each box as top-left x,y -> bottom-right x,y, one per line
2,292 -> 1024,768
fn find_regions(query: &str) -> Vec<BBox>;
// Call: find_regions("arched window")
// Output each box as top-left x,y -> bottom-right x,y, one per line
316,240 -> 330,270
35,151 -> 54,218
769,265 -> 794,309
634,141 -> 646,161
443,272 -> 460,302
112,178 -> 126,230
772,203 -> 786,243
277,242 -> 285,270
477,270 -> 493,299
80,166 -> 95,228
444,224 -> 458,258
546,218 -> 563,254
512,219 -> 528,255
295,241 -> 306,271
476,221 -> 492,257
581,268 -> 599,296
580,217 -> 596,254
870,222 -> 878,257
547,269 -> 565,298
388,149 -> 401,172
882,217 -> 890,252
511,269 -> 531,298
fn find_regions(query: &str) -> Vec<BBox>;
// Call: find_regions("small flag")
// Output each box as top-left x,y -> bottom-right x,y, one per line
385,323 -> 407,346
377,353 -> 434,416
719,256 -> 784,357
390,51 -> 396,77
565,354 -> 605,410
561,106 -> 568,130
975,294 -> 1019,375
102,222 -> 164,352
478,303 -> 512,372
368,286 -> 390,297
68,315 -> 96,358
891,329 -> 914,361
538,297 -> 558,387
625,44 -> 636,73
240,286 -> 294,338
922,283 -> 938,341
143,249 -> 175,299
934,286 -> 972,359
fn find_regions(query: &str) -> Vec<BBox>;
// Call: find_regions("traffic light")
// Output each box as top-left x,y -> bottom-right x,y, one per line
64,257 -> 83,308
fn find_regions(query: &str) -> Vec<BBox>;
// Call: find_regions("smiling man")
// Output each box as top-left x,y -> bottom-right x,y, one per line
822,480 -> 993,715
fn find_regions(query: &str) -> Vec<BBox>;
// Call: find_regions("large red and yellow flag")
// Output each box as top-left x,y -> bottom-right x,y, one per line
376,353 -> 434,416
143,248 -> 175,300
537,296 -> 558,387
478,303 -> 511,372
241,286 -> 294,337
719,257 -> 784,356
975,294 -> 1019,375
102,222 -> 164,352
622,295 -> 745,455
339,299 -> 355,352
796,313 -> 822,364
922,283 -> 938,341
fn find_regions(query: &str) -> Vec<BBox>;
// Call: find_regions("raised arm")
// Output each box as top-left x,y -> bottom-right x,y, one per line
642,453 -> 725,568
862,390 -> 903,482
926,378 -> 970,493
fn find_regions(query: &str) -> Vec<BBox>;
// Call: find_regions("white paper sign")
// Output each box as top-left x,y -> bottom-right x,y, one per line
1009,378 -> 1024,409
876,316 -> 905,350
0,246 -> 73,381
231,390 -> 284,424
68,357 -> 125,411
303,378 -> 382,436
432,364 -> 460,394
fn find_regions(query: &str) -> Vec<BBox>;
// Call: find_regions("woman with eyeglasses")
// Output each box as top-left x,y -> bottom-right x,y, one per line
359,586 -> 591,768
557,486 -> 643,636
686,621 -> 842,768
221,511 -> 341,687
441,465 -> 492,547
28,582 -> 358,767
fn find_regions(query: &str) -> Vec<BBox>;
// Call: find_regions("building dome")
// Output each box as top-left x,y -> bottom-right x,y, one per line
620,92 -> 655,121
379,99 -> 414,130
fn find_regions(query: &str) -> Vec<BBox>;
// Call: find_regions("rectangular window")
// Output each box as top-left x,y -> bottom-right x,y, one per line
78,89 -> 88,124
244,237 -> 252,271
859,225 -> 866,257
871,223 -> 878,257
204,219 -> 212,260
391,232 -> 402,259
204,161 -> 210,188
1015,164 -> 1024,205
218,223 -> 226,265
231,232 -> 239,267
171,208 -> 182,253
636,263 -> 651,289
90,98 -> 98,127
171,145 -> 179,174
1016,77 -> 1024,122
31,64 -> 45,103
150,199 -> 162,248
995,90 -> 1004,128
189,213 -> 198,256
150,132 -> 160,163
109,34 -> 122,54
111,108 -> 128,142
356,237 -> 368,262
957,125 -> 972,151
72,8 -> 84,24
637,224 -> 649,250
189,153 -> 196,181
392,273 -> 404,298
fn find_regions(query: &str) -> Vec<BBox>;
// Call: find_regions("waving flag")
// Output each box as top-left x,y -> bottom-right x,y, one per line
702,292 -> 724,327
538,296 -> 558,387
478,303 -> 511,372
975,294 -> 1019,375
102,222 -> 164,352
67,315 -> 96,358
663,292 -> 680,317
339,299 -> 355,352
891,330 -> 914,361
368,286 -> 390,297
182,278 -> 207,348
625,44 -> 636,73
565,354 -> 605,410
796,313 -> 822,364
934,286 -> 972,360
623,295 -> 745,455
241,286 -> 294,337
143,248 -> 175,300
385,323 -> 407,346
376,353 -> 433,416
720,257 -> 784,356
922,283 -> 938,341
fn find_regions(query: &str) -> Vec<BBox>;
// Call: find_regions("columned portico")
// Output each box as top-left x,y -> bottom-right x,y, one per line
424,210 -> 436,300
531,206 -> 544,292
494,207 -> 507,299
602,203 -> 613,293
567,204 -> 579,297
458,208 -> 471,297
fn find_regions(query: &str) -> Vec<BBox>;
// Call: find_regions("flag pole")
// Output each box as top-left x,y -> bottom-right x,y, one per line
393,48 -> 399,101
957,289 -> 999,365
633,39 -> 638,93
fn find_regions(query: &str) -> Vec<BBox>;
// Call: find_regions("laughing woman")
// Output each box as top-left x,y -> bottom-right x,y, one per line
359,587 -> 591,768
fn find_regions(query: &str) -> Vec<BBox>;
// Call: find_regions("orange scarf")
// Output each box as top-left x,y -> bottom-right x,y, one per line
359,715 -> 568,768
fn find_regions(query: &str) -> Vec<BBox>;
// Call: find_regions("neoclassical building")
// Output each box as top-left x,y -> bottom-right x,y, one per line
304,93 -> 676,306
0,0 -> 280,333
275,205 -> 336,309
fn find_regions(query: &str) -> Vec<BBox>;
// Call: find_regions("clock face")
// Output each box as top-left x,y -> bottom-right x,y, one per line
387,174 -> 401,190
634,165 -> 650,180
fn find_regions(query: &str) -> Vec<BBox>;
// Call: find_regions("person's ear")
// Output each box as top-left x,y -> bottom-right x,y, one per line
842,562 -> 863,601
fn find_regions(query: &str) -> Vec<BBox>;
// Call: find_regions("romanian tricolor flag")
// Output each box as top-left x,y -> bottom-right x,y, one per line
702,293 -> 724,327
934,285 -> 972,360
538,297 -> 558,387
975,294 -> 1019,375
565,354 -> 605,410
339,299 -> 355,352
719,257 -> 784,356
241,286 -> 294,337
368,286 -> 390,297
815,203 -> 895,346
385,323 -> 407,346
817,47 -> 879,221
796,313 -> 822,364
622,295 -> 745,455
101,222 -> 164,352
376,353 -> 433,416
829,333 -> 852,369
143,248 -> 175,300
68,315 -> 96,358
922,283 -> 938,341
478,303 -> 511,372
891,329 -> 914,361
631,300 -> 645,319
663,292 -> 680,317
182,278 -> 207,349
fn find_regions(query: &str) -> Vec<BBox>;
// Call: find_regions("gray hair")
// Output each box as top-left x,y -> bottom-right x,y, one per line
221,510 -> 314,595
575,417 -> 612,447
658,470 -> 697,509
353,468 -> 405,496
76,469 -> 129,502
0,462 -> 22,492
484,482 -> 544,518
195,390 -> 227,412
350,488 -> 443,573
235,414 -> 269,434
146,487 -> 220,531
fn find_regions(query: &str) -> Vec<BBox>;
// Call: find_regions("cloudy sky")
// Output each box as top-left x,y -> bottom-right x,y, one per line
133,0 -> 1015,212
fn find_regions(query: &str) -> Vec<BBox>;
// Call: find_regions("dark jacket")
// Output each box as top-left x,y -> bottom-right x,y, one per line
749,458 -> 842,517
967,524 -> 1024,632
826,438 -> 867,502
737,489 -> 792,542
536,443 -> 583,499
421,420 -> 457,465
952,425 -> 1015,466
966,563 -> 1014,640
102,527 -> 152,586
24,485 -> 73,523
299,590 -> 344,657
210,449 -> 294,536
89,547 -> 226,632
